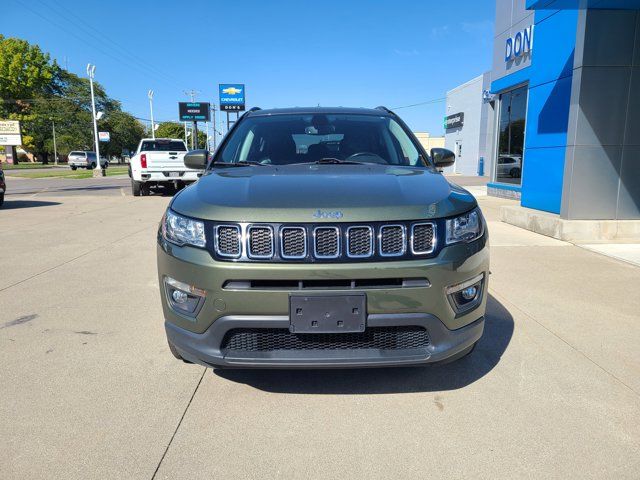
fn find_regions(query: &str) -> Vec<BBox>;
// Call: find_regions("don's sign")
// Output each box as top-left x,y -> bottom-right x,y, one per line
219,84 -> 245,111
505,25 -> 533,62
0,120 -> 22,145
178,102 -> 211,122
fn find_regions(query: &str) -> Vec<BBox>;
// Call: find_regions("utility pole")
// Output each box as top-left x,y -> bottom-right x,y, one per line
148,90 -> 155,139
184,122 -> 188,146
51,119 -> 58,165
86,63 -> 103,178
212,104 -> 217,151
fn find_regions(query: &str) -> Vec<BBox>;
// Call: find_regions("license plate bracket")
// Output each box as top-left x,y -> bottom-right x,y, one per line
168,172 -> 180,178
289,294 -> 366,334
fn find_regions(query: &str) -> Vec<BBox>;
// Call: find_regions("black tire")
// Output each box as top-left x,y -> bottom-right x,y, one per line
71,165 -> 77,171
103,162 -> 109,169
131,179 -> 142,196
510,167 -> 521,178
0,193 -> 4,208
141,182 -> 151,196
127,166 -> 132,178
90,163 -> 96,170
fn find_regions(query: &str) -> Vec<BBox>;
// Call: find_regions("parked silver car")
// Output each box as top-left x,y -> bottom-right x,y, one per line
68,151 -> 108,170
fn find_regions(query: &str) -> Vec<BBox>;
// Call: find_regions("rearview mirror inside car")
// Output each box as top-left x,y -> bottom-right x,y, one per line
430,148 -> 455,169
184,149 -> 209,170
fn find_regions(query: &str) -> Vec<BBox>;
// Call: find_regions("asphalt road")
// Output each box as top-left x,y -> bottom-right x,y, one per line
1,180 -> 639,479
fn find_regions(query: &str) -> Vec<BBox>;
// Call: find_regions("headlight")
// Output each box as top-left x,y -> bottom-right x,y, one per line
162,209 -> 206,247
446,208 -> 484,245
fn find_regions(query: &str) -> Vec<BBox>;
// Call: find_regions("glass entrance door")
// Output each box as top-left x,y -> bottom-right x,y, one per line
496,85 -> 527,185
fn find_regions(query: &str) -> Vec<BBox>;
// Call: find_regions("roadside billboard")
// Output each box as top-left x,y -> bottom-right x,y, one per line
0,120 -> 22,145
219,84 -> 245,111
178,102 -> 211,122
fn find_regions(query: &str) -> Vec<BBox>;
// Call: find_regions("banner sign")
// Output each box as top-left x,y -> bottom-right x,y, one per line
219,84 -> 245,111
444,112 -> 464,130
0,120 -> 22,145
178,102 -> 211,122
98,131 -> 110,142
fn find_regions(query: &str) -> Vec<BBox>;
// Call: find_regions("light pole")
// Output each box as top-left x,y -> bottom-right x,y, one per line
86,63 -> 102,177
51,118 -> 58,165
148,90 -> 155,139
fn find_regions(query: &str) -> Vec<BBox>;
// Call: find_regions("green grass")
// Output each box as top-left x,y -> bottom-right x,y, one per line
1,162 -> 58,170
7,166 -> 129,179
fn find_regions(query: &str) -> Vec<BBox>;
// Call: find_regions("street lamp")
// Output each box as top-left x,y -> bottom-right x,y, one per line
148,90 -> 155,139
86,63 -> 103,178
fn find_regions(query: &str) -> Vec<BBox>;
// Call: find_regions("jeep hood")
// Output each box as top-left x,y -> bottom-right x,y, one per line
170,164 -> 476,223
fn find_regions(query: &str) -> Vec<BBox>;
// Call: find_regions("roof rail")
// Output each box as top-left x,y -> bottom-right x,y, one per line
375,106 -> 395,115
238,106 -> 261,121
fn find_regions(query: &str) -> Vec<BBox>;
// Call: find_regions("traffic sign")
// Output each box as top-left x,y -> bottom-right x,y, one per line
219,84 -> 245,111
178,102 -> 211,122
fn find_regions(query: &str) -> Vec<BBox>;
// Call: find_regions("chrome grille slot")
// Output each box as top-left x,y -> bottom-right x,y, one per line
411,223 -> 435,254
314,227 -> 340,258
379,225 -> 406,257
347,226 -> 373,258
247,225 -> 274,259
215,225 -> 241,258
280,227 -> 307,259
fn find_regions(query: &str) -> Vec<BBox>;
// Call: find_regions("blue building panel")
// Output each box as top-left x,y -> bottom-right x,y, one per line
524,75 -> 572,150
521,147 -> 566,213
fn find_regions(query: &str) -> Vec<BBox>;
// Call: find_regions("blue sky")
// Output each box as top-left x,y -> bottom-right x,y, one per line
4,0 -> 494,134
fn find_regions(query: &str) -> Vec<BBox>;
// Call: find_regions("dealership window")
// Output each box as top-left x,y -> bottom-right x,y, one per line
495,85 -> 527,185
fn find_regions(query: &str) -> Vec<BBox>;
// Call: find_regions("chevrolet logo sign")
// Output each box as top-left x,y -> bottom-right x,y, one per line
222,87 -> 242,95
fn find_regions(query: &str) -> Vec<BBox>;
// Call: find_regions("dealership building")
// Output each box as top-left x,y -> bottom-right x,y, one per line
447,0 -> 640,241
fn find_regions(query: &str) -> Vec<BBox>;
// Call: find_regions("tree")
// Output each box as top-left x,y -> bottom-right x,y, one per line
0,36 -> 145,163
155,122 -> 207,149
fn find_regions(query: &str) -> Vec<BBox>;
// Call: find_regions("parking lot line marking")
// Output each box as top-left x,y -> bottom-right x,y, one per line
151,367 -> 206,480
120,187 -> 125,197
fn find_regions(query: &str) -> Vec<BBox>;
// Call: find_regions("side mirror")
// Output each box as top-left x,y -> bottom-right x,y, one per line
430,148 -> 455,169
184,149 -> 209,170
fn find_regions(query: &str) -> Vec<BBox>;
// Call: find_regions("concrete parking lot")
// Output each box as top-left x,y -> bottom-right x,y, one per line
1,178 -> 639,479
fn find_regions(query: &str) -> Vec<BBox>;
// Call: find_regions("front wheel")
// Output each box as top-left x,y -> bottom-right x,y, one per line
0,193 -> 4,208
70,165 -> 77,171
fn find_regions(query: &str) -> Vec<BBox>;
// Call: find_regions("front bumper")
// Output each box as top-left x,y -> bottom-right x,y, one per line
166,314 -> 484,368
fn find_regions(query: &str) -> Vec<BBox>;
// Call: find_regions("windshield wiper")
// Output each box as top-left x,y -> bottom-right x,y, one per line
211,160 -> 266,167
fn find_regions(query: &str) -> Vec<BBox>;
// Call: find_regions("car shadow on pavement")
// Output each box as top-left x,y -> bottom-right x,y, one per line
0,200 -> 61,209
214,294 -> 514,394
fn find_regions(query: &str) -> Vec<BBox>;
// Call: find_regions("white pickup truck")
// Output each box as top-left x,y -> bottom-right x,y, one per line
128,138 -> 203,196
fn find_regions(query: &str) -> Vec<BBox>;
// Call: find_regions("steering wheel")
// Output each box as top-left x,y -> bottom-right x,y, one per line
345,152 -> 387,164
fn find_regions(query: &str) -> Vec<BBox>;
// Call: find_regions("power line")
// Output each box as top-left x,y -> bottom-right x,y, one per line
32,0 -> 186,89
12,0 -> 186,92
391,97 -> 446,110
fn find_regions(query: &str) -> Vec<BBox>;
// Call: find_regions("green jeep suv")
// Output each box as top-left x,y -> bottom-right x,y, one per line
157,107 -> 489,368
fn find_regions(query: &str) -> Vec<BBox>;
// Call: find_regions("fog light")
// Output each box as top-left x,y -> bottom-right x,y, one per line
164,276 -> 206,317
446,273 -> 485,314
461,286 -> 477,300
172,289 -> 188,304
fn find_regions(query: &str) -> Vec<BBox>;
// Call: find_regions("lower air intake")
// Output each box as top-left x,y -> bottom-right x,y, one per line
221,326 -> 430,351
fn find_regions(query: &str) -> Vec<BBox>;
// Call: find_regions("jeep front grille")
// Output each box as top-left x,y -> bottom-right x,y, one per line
215,225 -> 241,258
247,226 -> 274,258
221,326 -> 430,352
208,220 -> 450,262
314,227 -> 340,258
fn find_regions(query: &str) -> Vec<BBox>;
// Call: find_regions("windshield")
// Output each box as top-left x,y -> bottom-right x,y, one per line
140,140 -> 186,152
216,113 -> 426,167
